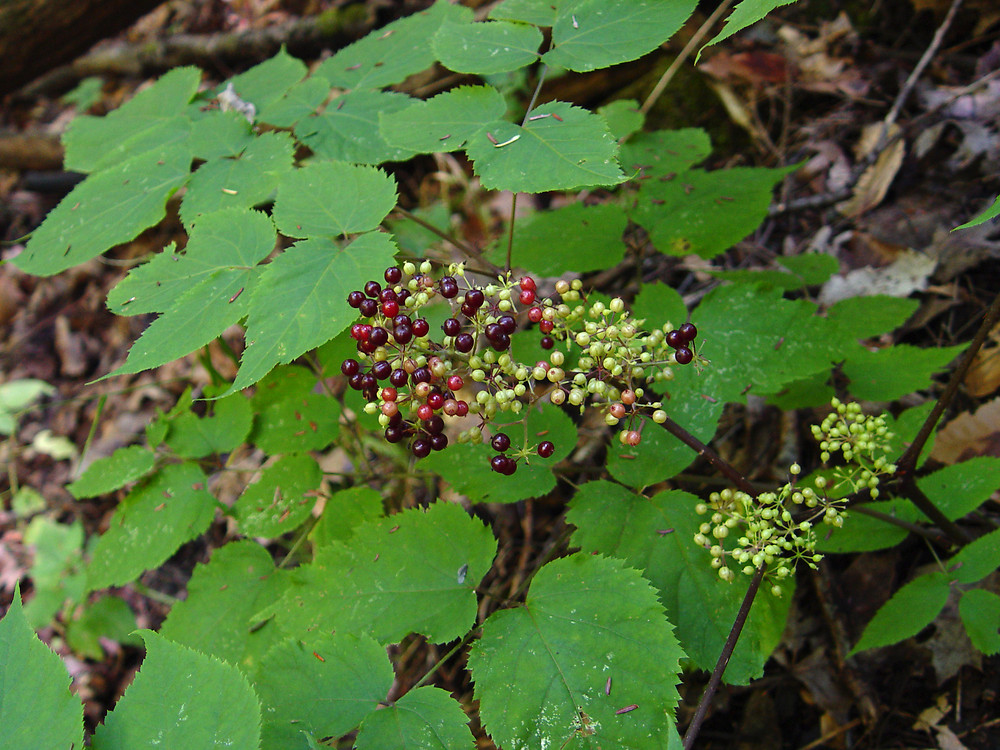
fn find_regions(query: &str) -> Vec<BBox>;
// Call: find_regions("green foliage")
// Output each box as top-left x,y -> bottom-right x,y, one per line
953,194 -> 1000,230
0,379 -> 54,435
356,686 -> 474,750
701,0 -> 799,54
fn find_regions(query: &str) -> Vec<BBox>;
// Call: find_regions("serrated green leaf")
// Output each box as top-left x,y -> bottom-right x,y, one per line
701,0 -> 798,53
503,202 -> 627,275
13,146 -> 191,276
566,482 -> 790,683
468,101 -> 624,192
380,85 -> 508,153
108,207 -> 275,315
0,379 -> 54,415
251,392 -> 341,454
187,109 -> 255,160
256,633 -> 393,749
815,498 -> 921,553
851,571 -> 951,654
0,585 -> 84,750
356,686 -> 474,750
296,90 -> 416,164
273,161 -> 398,239
634,164 -> 795,258
22,517 -> 86,628
842,343 -> 967,402
959,589 -> 1000,655
225,47 -> 308,111
310,486 -> 384,547
631,282 -> 689,329
230,231 -> 399,394
65,597 -> 140,660
543,0 -> 697,73
62,76 -> 104,110
619,128 -> 712,178
421,404 -> 576,503
949,529 -> 1000,584
181,132 -> 295,226
709,253 -> 839,289
469,554 -> 684,749
68,445 -> 157,498
86,462 -> 215,590
62,66 -> 201,172
235,455 -> 322,538
271,502 -> 497,644
954,194 -> 1000,231
489,0 -> 561,26
598,99 -> 644,141
91,631 -> 261,749
165,393 -> 254,458
316,1 -> 471,89
433,20 -> 542,75
825,295 -> 918,341
882,401 -> 936,470
257,75 -> 331,128
160,541 -> 288,671
916,457 -> 1000,521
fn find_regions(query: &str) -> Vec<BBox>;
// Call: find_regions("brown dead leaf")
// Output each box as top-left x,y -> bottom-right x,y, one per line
699,50 -> 789,86
838,123 -> 906,217
819,248 -> 935,305
932,397 -> 1000,463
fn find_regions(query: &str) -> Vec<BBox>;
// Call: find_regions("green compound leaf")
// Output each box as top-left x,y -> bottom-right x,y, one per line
187,109 -> 255,161
851,571 -> 951,655
13,145 -> 191,277
251,391 -> 341,454
256,633 -> 393,749
62,66 -> 201,172
842,343 -> 967,402
295,90 -> 416,164
631,282 -> 689,329
67,445 -> 157,499
316,0 -> 471,89
65,597 -> 140,660
633,164 -> 795,258
543,0 -> 697,73
489,0 -> 560,26
310,486 -> 384,547
469,554 -> 684,749
504,202 -> 627,276
225,46 -> 308,112
949,529 -> 1000,584
273,161 -> 398,239
702,0 -> 798,53
619,128 -> 711,178
815,498 -> 922,553
916,458 -> 1000,521
433,20 -> 542,75
22,518 -> 86,628
160,541 -> 289,672
567,482 -> 790,684
0,585 -> 84,750
825,295 -> 918,341
421,404 -> 577,503
230,231 -> 399,394
468,101 -> 625,193
86,462 -> 215,590
108,206 -> 274,316
180,132 -> 295,226
257,75 -> 331,128
954,194 -> 1000,231
90,631 -> 260,750
234,454 -> 323,538
270,502 -> 497,645
598,99 -> 644,141
710,253 -> 840,289
959,589 -> 1000,655
356,686 -> 474,750
163,392 -> 254,459
380,85 -> 508,153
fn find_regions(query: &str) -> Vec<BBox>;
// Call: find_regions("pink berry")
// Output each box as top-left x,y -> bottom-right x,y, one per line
610,403 -> 626,419
519,289 -> 535,305
624,430 -> 641,446
528,307 -> 543,323
417,404 -> 434,421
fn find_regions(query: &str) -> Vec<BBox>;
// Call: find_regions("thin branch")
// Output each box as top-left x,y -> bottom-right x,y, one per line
390,207 -> 500,275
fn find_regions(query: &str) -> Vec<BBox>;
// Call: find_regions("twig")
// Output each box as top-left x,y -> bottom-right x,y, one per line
682,563 -> 766,749
640,0 -> 734,116
390,207 -> 500,275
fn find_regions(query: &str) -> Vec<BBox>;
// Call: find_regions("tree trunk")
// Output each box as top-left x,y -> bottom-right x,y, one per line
0,0 -> 164,98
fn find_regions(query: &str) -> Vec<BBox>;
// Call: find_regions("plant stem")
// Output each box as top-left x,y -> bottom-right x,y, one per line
682,563 -> 766,749
390,207 -> 500,274
657,413 -> 757,497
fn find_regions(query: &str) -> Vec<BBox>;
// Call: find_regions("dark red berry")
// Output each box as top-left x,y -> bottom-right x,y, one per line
665,330 -> 684,349
381,387 -> 397,401
397,290 -> 411,307
485,323 -> 501,341
460,302 -> 477,318
501,457 -> 517,475
412,367 -> 431,384
539,319 -> 554,334
360,372 -> 377,391
384,267 -> 403,284
492,332 -> 510,351
425,416 -> 445,434
390,369 -> 408,387
371,361 -> 391,380
443,318 -> 462,336
490,455 -> 507,473
385,425 -> 404,443
348,372 -> 364,390
675,346 -> 694,365
427,392 -> 444,410
679,322 -> 698,342
369,327 -> 389,347
359,298 -> 378,317
491,433 -> 511,452
455,401 -> 469,417
519,289 -> 535,305
528,307 -> 543,323
465,289 -> 485,309
382,300 -> 399,318
498,315 -> 517,335
341,359 -> 360,376
540,336 -> 554,350
347,290 -> 365,308
364,280 -> 381,298
430,433 -> 448,451
412,438 -> 431,458
455,333 -> 475,353
350,324 -> 366,340
379,288 -> 397,303
439,276 -> 459,298
537,441 -> 555,458
417,404 -> 434,421
412,318 -> 430,337
393,324 -> 412,345
447,375 -> 464,391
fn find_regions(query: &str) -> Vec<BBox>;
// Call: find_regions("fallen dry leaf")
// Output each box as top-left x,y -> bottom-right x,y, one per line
932,396 -> 1000,463
819,248 -> 936,305
838,123 -> 906,217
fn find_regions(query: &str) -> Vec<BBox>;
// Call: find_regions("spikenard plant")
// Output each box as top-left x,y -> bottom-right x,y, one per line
4,0 -> 1000,748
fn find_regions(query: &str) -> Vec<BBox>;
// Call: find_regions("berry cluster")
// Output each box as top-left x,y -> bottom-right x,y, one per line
341,261 -> 700,474
811,398 -> 896,499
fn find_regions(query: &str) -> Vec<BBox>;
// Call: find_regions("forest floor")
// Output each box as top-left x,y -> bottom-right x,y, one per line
1,0 -> 999,748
